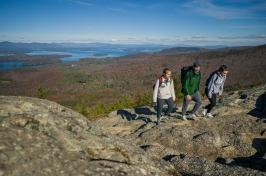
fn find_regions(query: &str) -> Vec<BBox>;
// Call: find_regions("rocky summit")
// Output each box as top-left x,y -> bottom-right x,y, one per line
0,85 -> 266,176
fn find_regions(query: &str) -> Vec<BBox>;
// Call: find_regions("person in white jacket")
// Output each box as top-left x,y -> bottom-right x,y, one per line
203,65 -> 229,118
153,68 -> 176,125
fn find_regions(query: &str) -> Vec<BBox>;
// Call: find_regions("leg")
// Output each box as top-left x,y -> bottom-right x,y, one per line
207,94 -> 217,113
157,98 -> 164,124
204,88 -> 212,110
205,97 -> 212,110
165,97 -> 174,116
157,98 -> 164,118
191,91 -> 202,114
205,99 -> 211,110
182,96 -> 190,116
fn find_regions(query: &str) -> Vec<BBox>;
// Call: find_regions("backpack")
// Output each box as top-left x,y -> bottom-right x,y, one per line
152,76 -> 172,90
205,71 -> 218,87
181,66 -> 193,86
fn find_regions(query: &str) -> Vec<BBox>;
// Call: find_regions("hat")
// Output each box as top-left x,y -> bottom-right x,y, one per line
193,60 -> 201,67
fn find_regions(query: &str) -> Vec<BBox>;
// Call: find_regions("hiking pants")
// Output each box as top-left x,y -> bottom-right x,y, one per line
182,91 -> 202,116
157,97 -> 174,118
205,88 -> 217,113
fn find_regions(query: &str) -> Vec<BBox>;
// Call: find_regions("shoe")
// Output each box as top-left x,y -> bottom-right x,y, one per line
191,114 -> 196,118
202,109 -> 207,116
206,113 -> 214,118
190,114 -> 199,120
161,115 -> 170,120
182,115 -> 187,121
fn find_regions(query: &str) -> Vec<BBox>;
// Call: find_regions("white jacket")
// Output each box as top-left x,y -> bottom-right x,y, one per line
207,72 -> 226,98
153,77 -> 176,102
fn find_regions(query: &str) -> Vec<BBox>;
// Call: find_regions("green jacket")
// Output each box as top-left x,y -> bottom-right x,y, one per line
182,70 -> 201,96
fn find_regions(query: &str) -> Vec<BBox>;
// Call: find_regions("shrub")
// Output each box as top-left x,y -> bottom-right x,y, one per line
37,87 -> 46,99
74,91 -> 154,118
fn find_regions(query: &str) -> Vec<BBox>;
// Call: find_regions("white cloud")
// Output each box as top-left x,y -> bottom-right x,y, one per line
182,0 -> 265,20
66,0 -> 93,6
218,35 -> 266,40
228,25 -> 266,29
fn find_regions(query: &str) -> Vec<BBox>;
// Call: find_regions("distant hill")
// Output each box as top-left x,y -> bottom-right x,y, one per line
0,41 -> 171,54
1,41 -> 253,57
0,43 -> 266,118
157,46 -> 209,55
0,41 -> 62,53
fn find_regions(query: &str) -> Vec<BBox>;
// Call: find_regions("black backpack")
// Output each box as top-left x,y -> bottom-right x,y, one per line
205,71 -> 218,87
181,66 -> 193,86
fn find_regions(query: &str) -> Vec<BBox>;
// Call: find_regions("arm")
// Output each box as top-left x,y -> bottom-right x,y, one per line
183,72 -> 190,96
170,80 -> 176,101
153,79 -> 159,102
219,76 -> 226,95
197,73 -> 201,91
207,74 -> 218,98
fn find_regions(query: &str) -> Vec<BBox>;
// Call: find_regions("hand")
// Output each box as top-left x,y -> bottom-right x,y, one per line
152,102 -> 157,107
186,95 -> 192,101
173,97 -> 176,102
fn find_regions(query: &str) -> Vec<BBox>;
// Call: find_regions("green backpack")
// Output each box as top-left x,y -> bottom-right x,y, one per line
181,66 -> 193,86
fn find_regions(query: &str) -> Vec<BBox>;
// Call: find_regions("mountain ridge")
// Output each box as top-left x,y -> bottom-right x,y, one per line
0,84 -> 265,175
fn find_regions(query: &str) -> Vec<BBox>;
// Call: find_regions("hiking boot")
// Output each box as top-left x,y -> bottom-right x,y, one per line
182,115 -> 187,121
207,113 -> 214,118
161,115 -> 170,120
202,109 -> 207,116
191,114 -> 197,119
190,114 -> 199,120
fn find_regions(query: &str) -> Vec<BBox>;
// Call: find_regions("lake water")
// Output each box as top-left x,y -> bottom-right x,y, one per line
27,49 -> 130,62
0,61 -> 46,72
0,54 -> 14,56
0,61 -> 24,71
0,48 -> 160,71
0,49 -> 130,71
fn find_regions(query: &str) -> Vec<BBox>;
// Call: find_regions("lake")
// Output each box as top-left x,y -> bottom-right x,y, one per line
0,61 -> 24,71
0,54 -> 14,56
0,60 -> 47,72
27,49 -> 130,62
0,49 -> 129,71
0,47 -> 161,71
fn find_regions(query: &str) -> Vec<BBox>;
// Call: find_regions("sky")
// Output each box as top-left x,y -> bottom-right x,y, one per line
0,0 -> 266,46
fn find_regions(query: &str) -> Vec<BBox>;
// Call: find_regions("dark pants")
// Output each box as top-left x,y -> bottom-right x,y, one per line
157,97 -> 174,118
182,91 -> 202,116
205,88 -> 217,113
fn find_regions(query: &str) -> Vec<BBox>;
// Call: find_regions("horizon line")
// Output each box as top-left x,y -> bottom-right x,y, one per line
1,40 -> 266,47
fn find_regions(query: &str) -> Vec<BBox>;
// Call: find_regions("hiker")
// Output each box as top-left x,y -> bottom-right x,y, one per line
181,61 -> 202,120
153,68 -> 176,125
203,65 -> 228,118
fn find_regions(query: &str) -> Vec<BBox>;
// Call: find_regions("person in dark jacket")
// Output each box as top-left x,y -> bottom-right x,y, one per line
181,61 -> 202,120
203,65 -> 229,118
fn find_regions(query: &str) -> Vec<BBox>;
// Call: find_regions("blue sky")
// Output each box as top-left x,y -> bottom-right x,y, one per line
0,0 -> 266,46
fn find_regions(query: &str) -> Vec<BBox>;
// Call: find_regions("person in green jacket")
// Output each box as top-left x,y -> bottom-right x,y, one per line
181,61 -> 202,120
